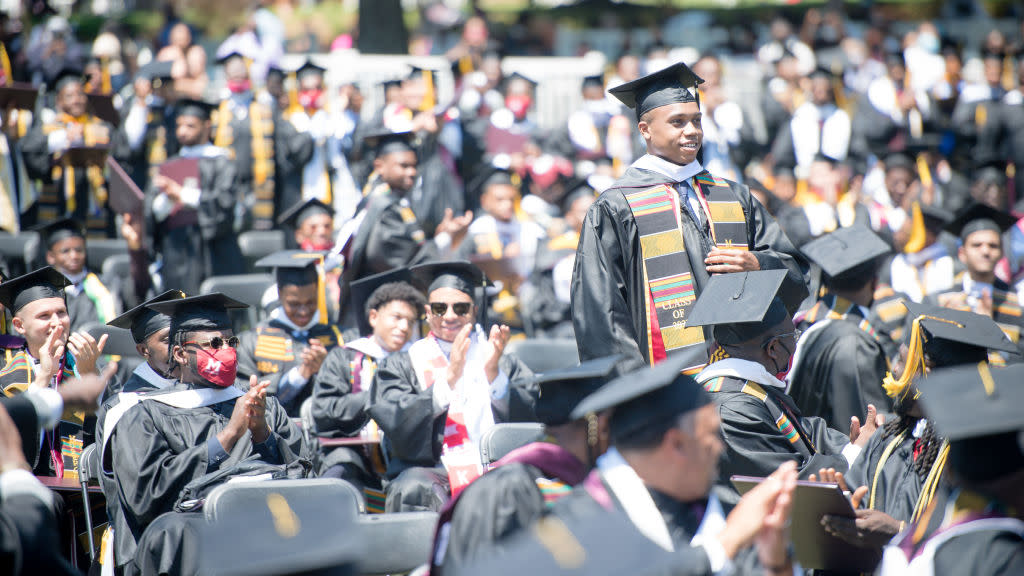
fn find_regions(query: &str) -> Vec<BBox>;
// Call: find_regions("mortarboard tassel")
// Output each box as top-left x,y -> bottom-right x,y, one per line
903,201 -> 927,254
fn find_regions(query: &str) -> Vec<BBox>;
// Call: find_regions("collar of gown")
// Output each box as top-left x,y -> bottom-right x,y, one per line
270,307 -> 320,336
697,357 -> 787,389
631,154 -> 704,183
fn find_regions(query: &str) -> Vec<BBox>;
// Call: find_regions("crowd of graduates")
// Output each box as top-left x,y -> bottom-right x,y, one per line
0,2 -> 1024,576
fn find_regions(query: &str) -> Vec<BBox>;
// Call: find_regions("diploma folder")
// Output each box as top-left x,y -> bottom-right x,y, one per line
158,157 -> 200,188
87,93 -> 120,126
105,157 -> 144,214
730,475 -> 883,572
63,145 -> 109,166
0,83 -> 39,110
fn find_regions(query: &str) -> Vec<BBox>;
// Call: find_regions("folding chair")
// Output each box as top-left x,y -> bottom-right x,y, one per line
503,338 -> 580,373
85,238 -> 129,273
78,443 -> 102,561
81,322 -> 142,360
356,511 -> 439,575
198,273 -> 275,332
203,478 -> 366,523
0,231 -> 40,277
238,230 -> 286,272
479,423 -> 545,468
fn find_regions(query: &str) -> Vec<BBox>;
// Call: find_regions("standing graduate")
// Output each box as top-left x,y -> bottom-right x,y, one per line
236,251 -> 343,416
102,293 -> 307,574
550,354 -> 800,575
879,362 -> 1024,575
120,60 -> 176,191
137,98 -> 243,296
831,303 -> 1019,551
210,52 -> 313,230
687,270 -> 877,508
37,218 -> 116,331
929,203 -> 1023,356
287,60 -> 347,209
105,289 -> 185,393
432,355 -> 620,576
368,261 -> 536,512
0,267 -> 107,477
883,202 -> 957,303
312,268 -> 423,492
788,225 -> 893,432
571,62 -> 807,373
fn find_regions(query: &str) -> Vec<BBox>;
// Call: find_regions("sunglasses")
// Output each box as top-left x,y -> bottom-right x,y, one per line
761,330 -> 802,350
429,302 -> 473,317
183,336 -> 239,350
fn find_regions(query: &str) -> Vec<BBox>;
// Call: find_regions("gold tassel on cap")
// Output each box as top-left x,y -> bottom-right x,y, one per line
903,201 -> 927,253
882,314 -> 964,401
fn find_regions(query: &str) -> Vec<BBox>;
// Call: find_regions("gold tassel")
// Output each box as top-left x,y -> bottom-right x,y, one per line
882,315 -> 927,400
421,69 -> 435,112
100,57 -> 112,94
286,72 -> 302,119
903,201 -> 927,254
0,43 -> 11,84
213,101 -> 232,148
916,154 -> 932,189
975,103 -> 987,127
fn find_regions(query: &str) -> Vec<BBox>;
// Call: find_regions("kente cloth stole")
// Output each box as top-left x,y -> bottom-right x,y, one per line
213,100 -> 277,229
407,335 -> 484,497
41,116 -> 110,227
624,171 -> 745,370
701,376 -> 817,454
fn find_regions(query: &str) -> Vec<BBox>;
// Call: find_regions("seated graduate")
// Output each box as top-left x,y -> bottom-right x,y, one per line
102,293 -> 307,574
930,203 -> 1024,358
0,267 -> 108,477
550,353 -> 801,575
686,270 -> 879,508
825,302 -> 1019,551
879,362 -> 1024,576
311,267 -> 424,492
106,289 -> 186,393
237,251 -> 343,417
36,218 -> 117,331
369,260 -> 537,512
277,198 -> 342,321
433,355 -> 621,575
788,225 -> 894,433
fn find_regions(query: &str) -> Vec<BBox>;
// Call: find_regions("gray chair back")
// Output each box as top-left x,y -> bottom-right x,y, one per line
479,422 -> 545,467
82,322 -> 142,359
503,338 -> 580,373
356,511 -> 439,575
203,478 -> 366,523
85,238 -> 129,272
198,273 -> 275,332
238,230 -> 286,272
0,231 -> 40,277
78,443 -> 101,560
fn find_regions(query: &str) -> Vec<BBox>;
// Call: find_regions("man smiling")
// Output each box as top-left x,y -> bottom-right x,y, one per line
571,62 -> 807,373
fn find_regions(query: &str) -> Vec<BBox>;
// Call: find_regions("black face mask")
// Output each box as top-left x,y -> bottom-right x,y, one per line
768,338 -> 794,379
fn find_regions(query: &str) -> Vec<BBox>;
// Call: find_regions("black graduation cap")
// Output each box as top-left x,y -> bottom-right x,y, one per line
980,47 -> 1005,63
903,301 -> 1018,356
685,270 -> 790,346
276,197 -> 335,228
405,65 -> 437,82
570,350 -> 711,441
883,152 -> 914,172
581,74 -> 605,90
410,260 -> 487,298
86,92 -> 120,126
255,250 -> 322,288
808,66 -> 835,80
265,65 -> 286,81
146,292 -> 249,338
560,178 -> 597,214
296,60 -> 327,80
361,127 -> 417,158
801,224 -> 891,280
0,267 -> 70,313
107,289 -> 186,344
348,267 -> 417,337
381,76 -> 403,90
449,507 -> 680,576
919,203 -> 953,231
216,51 -> 249,66
918,362 -> 1024,484
535,355 -> 622,426
608,62 -> 704,119
506,71 -> 538,88
137,60 -> 174,82
53,67 -> 84,92
945,202 -> 1018,241
177,98 -> 217,120
471,165 -> 518,198
33,218 -> 85,250
197,489 -> 362,576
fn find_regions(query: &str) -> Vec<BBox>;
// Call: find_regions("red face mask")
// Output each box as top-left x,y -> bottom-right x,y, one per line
226,79 -> 251,94
194,347 -> 238,387
298,89 -> 322,110
300,239 -> 333,252
505,95 -> 532,120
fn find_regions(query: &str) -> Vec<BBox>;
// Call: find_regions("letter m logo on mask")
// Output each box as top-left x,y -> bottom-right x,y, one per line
203,360 -> 223,377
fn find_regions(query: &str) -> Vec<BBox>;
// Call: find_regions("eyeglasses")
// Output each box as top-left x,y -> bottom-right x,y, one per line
429,302 -> 473,317
762,330 -> 802,350
183,336 -> 239,350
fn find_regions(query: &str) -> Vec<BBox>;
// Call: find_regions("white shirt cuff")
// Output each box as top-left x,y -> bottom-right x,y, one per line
47,130 -> 68,153
433,232 -> 452,255
179,184 -> 201,208
842,443 -> 862,468
276,367 -> 308,405
0,469 -> 54,507
124,105 -> 148,149
696,539 -> 734,575
25,386 -> 64,430
152,192 -> 173,222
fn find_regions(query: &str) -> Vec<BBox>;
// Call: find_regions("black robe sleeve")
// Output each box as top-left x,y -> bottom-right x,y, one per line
932,527 -> 1024,576
18,124 -> 52,180
0,395 -> 40,466
788,320 -> 891,434
273,113 -> 314,178
197,155 -> 239,242
364,201 -> 434,275
311,346 -> 370,437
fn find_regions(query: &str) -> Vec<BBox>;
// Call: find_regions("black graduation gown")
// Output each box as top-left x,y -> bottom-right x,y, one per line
145,152 -> 243,296
929,525 -> 1024,576
0,492 -> 77,576
106,381 -> 306,569
368,349 -> 536,479
120,98 -> 175,190
236,319 -> 344,416
338,190 -> 437,328
409,129 -> 465,237
571,165 -> 808,368
789,313 -> 891,434
310,345 -> 380,479
65,286 -> 101,333
0,394 -> 42,467
705,374 -> 850,508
